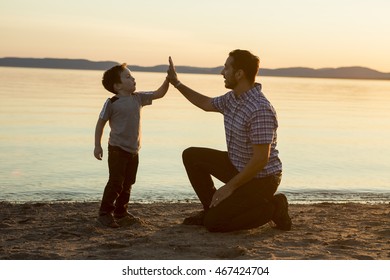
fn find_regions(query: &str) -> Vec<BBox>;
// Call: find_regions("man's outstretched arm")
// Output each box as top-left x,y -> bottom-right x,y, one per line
167,56 -> 217,112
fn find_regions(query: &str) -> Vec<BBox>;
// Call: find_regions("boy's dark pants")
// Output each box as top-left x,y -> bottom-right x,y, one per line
183,147 -> 281,232
99,145 -> 138,216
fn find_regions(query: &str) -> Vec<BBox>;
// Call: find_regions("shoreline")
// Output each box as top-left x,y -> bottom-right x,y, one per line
1,201 -> 389,260
2,189 -> 390,205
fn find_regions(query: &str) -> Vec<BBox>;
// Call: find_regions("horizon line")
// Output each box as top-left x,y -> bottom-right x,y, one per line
1,56 -> 389,73
1,57 -> 390,81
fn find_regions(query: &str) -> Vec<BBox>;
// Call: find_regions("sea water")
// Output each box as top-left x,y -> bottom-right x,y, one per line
0,67 -> 389,203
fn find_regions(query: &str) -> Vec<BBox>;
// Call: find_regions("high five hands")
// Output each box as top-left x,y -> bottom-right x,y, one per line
167,56 -> 180,87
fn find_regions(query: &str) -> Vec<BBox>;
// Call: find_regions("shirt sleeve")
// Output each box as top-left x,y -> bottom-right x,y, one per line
249,106 -> 277,145
99,98 -> 112,121
211,93 -> 228,113
138,92 -> 154,106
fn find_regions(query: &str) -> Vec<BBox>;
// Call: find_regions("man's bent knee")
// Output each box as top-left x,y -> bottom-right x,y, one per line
182,146 -> 199,164
182,146 -> 197,158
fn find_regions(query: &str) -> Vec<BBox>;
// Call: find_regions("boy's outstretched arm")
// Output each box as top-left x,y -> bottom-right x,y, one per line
152,78 -> 169,100
94,118 -> 107,160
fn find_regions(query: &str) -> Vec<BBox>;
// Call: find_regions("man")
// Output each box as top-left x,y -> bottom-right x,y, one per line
167,50 -> 291,232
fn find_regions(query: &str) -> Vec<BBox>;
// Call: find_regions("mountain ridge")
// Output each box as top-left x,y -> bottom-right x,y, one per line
1,57 -> 389,80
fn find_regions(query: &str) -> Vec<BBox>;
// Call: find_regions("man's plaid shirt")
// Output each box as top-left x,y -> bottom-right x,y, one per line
212,83 -> 282,178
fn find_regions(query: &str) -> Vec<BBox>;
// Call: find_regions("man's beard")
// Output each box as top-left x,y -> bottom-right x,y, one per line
224,77 -> 238,89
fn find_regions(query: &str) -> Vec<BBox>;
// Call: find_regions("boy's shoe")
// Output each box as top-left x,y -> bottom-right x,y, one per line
115,212 -> 143,227
114,212 -> 136,219
183,210 -> 205,225
97,214 -> 120,228
271,194 -> 292,231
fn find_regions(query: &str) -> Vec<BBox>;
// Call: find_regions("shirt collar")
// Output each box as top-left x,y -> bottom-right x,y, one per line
231,83 -> 262,101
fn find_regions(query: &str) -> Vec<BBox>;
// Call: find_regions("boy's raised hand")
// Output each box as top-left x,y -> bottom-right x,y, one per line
167,56 -> 179,86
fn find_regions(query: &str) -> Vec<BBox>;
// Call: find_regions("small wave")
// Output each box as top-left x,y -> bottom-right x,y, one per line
1,189 -> 389,204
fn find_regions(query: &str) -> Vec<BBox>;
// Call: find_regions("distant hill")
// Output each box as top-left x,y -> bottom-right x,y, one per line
0,57 -> 117,70
260,66 -> 390,80
1,57 -> 390,80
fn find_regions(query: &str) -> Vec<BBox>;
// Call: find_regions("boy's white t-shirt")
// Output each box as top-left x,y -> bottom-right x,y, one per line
99,92 -> 153,154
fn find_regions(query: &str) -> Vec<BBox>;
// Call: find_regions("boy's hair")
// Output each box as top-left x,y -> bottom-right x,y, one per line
102,63 -> 127,94
229,49 -> 260,83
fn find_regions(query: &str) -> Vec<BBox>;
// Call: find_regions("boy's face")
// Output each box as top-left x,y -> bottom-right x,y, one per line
116,68 -> 136,94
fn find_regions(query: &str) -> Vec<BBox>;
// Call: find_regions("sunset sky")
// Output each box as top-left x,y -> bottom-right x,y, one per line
1,0 -> 390,72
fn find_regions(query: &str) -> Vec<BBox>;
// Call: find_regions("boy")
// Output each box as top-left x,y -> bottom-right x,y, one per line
94,63 -> 169,228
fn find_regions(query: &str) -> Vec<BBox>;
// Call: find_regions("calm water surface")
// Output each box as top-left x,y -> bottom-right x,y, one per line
0,67 -> 389,203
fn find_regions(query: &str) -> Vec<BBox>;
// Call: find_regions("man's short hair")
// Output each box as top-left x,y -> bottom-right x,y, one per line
102,63 -> 127,94
229,50 -> 260,82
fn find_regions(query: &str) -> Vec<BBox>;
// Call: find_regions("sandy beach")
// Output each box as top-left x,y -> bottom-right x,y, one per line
0,201 -> 389,260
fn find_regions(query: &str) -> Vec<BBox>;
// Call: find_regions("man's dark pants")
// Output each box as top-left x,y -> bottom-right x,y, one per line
183,147 -> 281,232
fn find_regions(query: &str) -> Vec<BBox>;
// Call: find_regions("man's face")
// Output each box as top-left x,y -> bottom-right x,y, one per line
221,56 -> 238,90
118,68 -> 136,93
